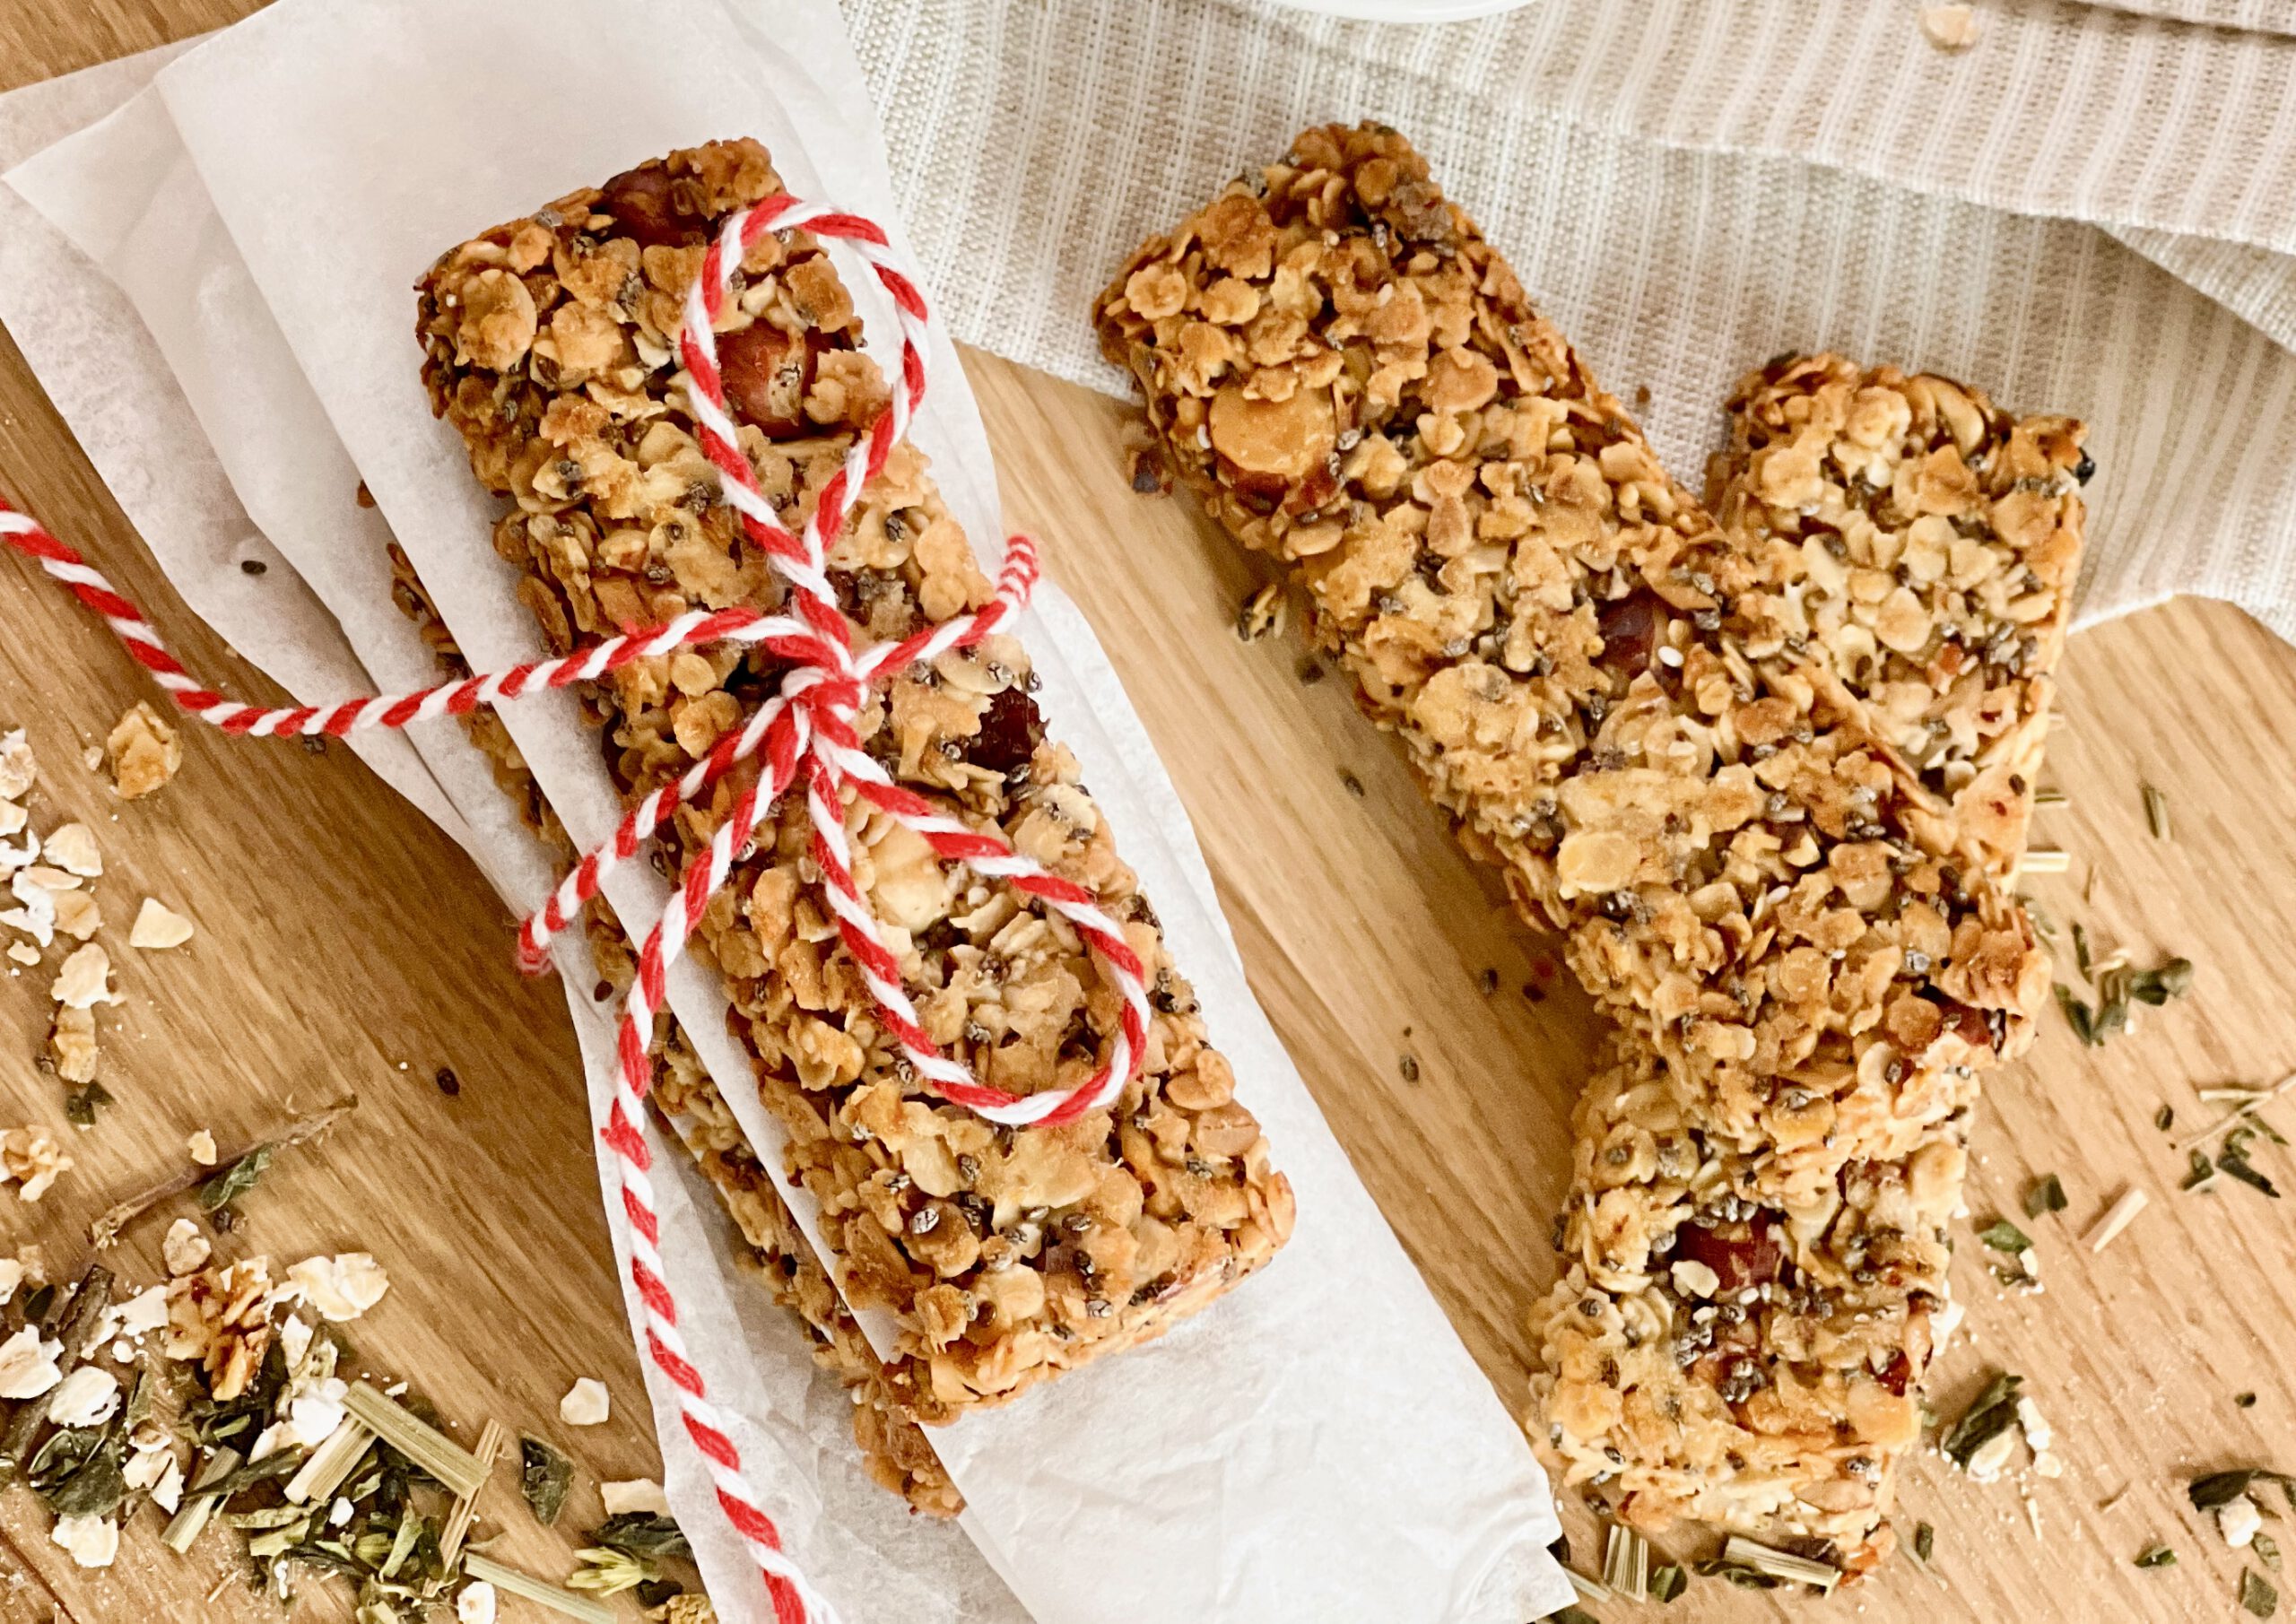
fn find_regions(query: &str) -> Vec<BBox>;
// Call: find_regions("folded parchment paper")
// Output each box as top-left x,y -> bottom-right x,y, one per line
0,3 -> 1570,1619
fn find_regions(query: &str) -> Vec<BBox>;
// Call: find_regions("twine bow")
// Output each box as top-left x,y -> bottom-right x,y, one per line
1,194 -> 1153,1624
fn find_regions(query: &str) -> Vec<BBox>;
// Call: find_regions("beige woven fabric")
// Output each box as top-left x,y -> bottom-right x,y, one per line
840,0 -> 2296,642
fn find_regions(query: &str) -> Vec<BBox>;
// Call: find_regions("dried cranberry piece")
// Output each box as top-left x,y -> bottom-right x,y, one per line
1595,588 -> 1665,678
598,166 -> 697,248
1936,999 -> 1996,1052
1875,1350 -> 1913,1396
1672,1211 -> 1787,1292
966,686 -> 1043,776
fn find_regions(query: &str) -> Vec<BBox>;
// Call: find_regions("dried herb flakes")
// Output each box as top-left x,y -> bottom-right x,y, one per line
1942,1372 -> 2025,1470
519,1435 -> 572,1526
2023,1175 -> 2068,1219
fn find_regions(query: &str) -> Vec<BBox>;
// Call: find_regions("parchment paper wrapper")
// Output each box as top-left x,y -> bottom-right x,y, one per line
0,4 -> 1571,1620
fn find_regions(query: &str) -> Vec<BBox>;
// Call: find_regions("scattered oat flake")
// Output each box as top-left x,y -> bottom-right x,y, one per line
51,942 -> 117,1009
46,1364 -> 120,1428
286,1252 -> 390,1322
52,889 -> 99,942
115,1283 -> 168,1337
150,1455 -> 185,1515
6,942 -> 38,966
560,1376 -> 612,1426
42,821 -> 100,877
187,1128 -> 218,1167
129,896 -> 195,950
457,1579 -> 499,1624
4,873 -> 56,945
49,1514 -> 118,1570
0,729 -> 34,799
1921,3 -> 1980,49
0,1324 -> 64,1398
0,801 -> 22,838
106,701 -> 181,799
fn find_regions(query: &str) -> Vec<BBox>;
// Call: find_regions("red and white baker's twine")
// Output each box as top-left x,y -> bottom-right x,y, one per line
0,195 -> 1153,1624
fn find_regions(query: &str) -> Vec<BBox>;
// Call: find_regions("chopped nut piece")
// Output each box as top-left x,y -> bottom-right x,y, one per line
130,897 -> 195,949
187,1128 -> 218,1166
106,701 -> 181,799
0,1127 -> 72,1201
559,1376 -> 611,1427
51,942 -> 118,1009
41,821 -> 100,877
164,1256 -> 274,1400
48,1006 -> 97,1084
161,1217 -> 212,1277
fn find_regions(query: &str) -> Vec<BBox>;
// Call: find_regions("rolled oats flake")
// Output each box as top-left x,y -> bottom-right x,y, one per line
130,897 -> 196,949
51,942 -> 118,1010
0,729 -> 34,800
41,821 -> 100,877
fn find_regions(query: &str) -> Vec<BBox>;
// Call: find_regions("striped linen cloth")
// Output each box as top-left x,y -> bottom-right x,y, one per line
839,0 -> 2296,643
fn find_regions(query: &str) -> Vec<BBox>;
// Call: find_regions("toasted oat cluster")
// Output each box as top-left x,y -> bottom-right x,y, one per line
1709,354 -> 2086,874
1098,124 -> 2086,1574
415,140 -> 1291,1502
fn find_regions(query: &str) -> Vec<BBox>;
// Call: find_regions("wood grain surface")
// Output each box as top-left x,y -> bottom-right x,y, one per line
4,4 -> 2295,1623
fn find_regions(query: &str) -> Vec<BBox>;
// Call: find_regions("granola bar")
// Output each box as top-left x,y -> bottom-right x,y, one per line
389,544 -> 959,1514
1708,354 -> 2087,877
1093,125 -> 2067,1188
1529,1030 -> 1956,1565
1529,358 -> 2086,1568
1095,126 -> 2085,1572
416,140 -> 1291,1469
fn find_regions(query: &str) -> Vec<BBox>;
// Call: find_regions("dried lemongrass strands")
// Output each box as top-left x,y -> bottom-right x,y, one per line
342,1381 -> 486,1500
460,1551 -> 616,1624
439,1418 -> 505,1564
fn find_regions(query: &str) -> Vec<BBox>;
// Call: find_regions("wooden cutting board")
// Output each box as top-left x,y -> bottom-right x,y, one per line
4,5 -> 2294,1621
